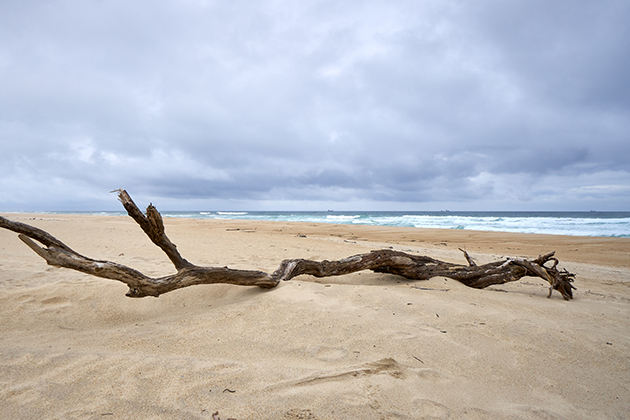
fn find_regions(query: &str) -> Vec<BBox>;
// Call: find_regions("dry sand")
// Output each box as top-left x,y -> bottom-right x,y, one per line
1,214 -> 629,420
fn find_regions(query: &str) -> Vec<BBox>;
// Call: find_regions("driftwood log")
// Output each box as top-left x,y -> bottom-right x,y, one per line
0,189 -> 576,300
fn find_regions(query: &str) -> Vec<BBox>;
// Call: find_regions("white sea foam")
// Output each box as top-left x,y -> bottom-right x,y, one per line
326,215 -> 360,220
396,215 -> 630,237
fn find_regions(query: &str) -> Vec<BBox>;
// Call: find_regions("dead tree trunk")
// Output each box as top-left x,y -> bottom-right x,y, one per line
0,189 -> 576,300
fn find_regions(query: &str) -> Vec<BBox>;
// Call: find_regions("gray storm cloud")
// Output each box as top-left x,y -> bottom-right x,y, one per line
1,0 -> 628,210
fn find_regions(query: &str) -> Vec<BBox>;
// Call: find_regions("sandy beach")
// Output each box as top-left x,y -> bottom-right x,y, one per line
1,213 -> 629,420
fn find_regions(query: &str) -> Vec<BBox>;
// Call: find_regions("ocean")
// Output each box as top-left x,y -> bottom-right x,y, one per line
41,211 -> 630,238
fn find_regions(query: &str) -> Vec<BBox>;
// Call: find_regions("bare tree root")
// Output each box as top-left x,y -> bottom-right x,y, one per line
0,190 -> 576,300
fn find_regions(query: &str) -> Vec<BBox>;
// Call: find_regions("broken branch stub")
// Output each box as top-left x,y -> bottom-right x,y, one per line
113,189 -> 192,271
0,190 -> 576,300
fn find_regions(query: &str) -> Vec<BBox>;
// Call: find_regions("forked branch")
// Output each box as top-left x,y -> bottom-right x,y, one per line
0,190 -> 576,300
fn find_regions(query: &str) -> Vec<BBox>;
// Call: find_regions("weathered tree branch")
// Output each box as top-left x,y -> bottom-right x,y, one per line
0,190 -> 576,300
0,198 -> 277,297
113,189 -> 193,271
272,248 -> 574,299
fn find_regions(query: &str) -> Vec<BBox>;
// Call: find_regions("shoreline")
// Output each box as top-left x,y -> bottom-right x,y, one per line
3,209 -> 629,239
3,212 -> 630,268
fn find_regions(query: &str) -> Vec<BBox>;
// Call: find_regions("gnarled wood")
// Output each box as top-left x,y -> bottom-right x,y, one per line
0,194 -> 278,297
272,249 -> 574,299
113,189 -> 193,271
0,190 -> 576,300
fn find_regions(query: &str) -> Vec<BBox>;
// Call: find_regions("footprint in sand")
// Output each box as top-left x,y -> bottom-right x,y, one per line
15,294 -> 35,303
412,399 -> 452,419
309,346 -> 348,362
40,296 -> 69,306
414,368 -> 443,380
337,391 -> 370,406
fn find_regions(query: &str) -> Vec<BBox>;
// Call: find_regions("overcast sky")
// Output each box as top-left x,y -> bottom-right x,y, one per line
1,0 -> 629,211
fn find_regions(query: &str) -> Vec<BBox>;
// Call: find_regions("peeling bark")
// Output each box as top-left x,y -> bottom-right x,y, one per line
0,190 -> 576,300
